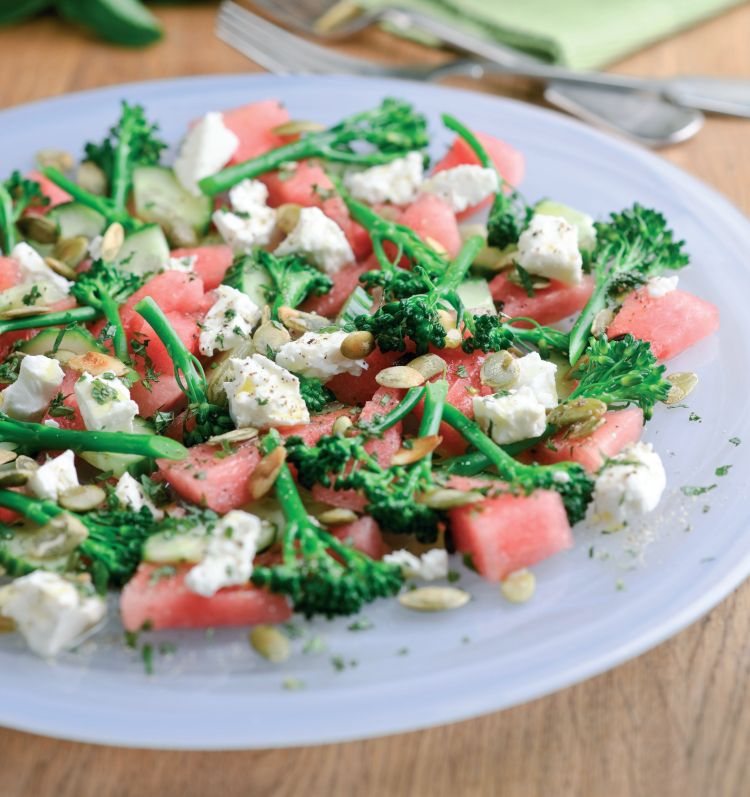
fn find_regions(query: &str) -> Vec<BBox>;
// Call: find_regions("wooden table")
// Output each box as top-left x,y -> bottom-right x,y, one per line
1,4 -> 749,795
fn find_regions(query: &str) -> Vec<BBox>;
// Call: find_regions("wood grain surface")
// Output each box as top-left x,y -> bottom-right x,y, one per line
1,4 -> 749,796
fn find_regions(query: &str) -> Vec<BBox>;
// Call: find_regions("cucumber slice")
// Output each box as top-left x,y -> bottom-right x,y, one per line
336,285 -> 373,326
143,529 -> 208,565
79,416 -> 155,477
457,278 -> 495,316
47,202 -> 106,240
0,282 -> 65,312
222,255 -> 271,307
133,166 -> 212,246
534,200 -> 597,251
20,326 -> 105,359
115,224 -> 170,277
0,523 -> 70,579
56,0 -> 163,46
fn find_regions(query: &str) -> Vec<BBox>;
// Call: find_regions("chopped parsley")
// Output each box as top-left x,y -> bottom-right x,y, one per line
715,464 -> 732,477
681,484 -> 717,497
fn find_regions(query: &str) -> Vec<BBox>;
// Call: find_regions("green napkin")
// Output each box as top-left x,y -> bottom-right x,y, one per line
359,0 -> 743,69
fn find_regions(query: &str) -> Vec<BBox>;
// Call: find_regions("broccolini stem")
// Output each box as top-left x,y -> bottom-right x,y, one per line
0,489 -> 59,526
567,282 -> 608,365
441,114 -> 493,170
441,236 -> 484,295
134,296 -> 207,405
439,429 -> 551,476
362,386 -> 426,435
503,318 -> 571,357
0,182 -> 15,252
0,414 -> 187,459
0,306 -> 101,337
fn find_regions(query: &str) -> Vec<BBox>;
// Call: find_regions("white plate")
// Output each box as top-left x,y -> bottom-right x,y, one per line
1,75 -> 748,750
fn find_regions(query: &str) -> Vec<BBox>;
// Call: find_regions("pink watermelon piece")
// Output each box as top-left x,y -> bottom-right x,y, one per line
528,407 -> 644,473
331,516 -> 386,560
25,169 -> 71,214
158,441 -> 261,514
449,490 -> 572,581
490,273 -> 595,326
121,271 -> 205,332
120,563 -> 291,632
222,99 -> 290,165
171,245 -> 234,290
0,257 -> 21,291
129,311 -> 199,374
131,373 -> 185,419
301,261 -> 371,319
399,193 -> 462,259
432,131 -> 525,218
278,407 -> 353,447
607,287 -> 720,361
41,368 -> 85,430
327,348 -> 402,406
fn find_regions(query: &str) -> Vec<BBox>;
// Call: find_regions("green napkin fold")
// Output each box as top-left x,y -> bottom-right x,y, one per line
359,0 -> 743,69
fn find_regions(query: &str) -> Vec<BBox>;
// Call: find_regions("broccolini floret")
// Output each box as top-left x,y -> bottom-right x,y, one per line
0,171 -> 48,252
298,376 -> 335,414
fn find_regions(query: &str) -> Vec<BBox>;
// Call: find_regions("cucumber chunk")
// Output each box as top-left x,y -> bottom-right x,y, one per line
222,255 -> 271,308
457,278 -> 495,316
47,202 -> 106,240
115,224 -> 170,277
79,416 -> 155,477
133,166 -> 212,246
20,326 -> 105,359
336,286 -> 373,326
534,200 -> 597,251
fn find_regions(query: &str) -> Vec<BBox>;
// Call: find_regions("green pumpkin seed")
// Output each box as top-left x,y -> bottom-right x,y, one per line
17,215 -> 59,244
398,587 -> 470,612
591,308 -> 615,337
409,353 -> 446,380
317,507 -> 359,525
249,625 -> 291,662
44,256 -> 77,281
375,366 -> 425,389
36,148 -> 74,173
58,484 -> 107,513
417,488 -> 484,510
276,203 -> 302,234
480,351 -> 520,390
665,372 -> 699,405
77,161 -> 107,196
54,235 -> 90,268
548,397 -> 607,429
100,223 -> 124,262
500,569 -> 536,604
271,120 -> 326,136
340,331 -> 375,360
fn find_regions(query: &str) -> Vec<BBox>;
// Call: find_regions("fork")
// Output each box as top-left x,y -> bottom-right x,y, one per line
216,2 -> 704,147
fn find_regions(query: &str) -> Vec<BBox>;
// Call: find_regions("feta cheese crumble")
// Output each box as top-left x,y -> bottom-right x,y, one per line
165,254 -> 197,273
0,354 -> 64,422
646,275 -> 679,298
212,179 -> 277,254
274,206 -> 354,275
589,442 -> 667,531
199,284 -> 262,356
343,151 -> 424,205
114,473 -> 164,520
276,330 -> 368,380
516,214 -> 583,285
513,352 -> 558,409
383,548 -> 449,581
224,354 -> 309,429
472,386 -> 547,446
421,165 -> 499,213
174,111 -> 239,195
185,510 -> 264,597
27,449 -> 79,502
12,242 -> 72,300
74,371 -> 139,434
0,571 -> 106,658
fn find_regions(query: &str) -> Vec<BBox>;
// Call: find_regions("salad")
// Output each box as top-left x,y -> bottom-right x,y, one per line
0,96 -> 720,662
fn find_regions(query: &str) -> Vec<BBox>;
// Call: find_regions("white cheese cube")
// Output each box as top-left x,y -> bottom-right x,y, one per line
516,214 -> 583,285
274,206 -> 353,275
27,449 -> 79,502
589,442 -> 667,531
12,242 -> 72,299
165,254 -> 197,273
421,165 -> 499,213
212,207 -> 276,254
0,354 -> 64,421
228,178 -> 271,213
343,151 -> 424,205
383,548 -> 449,581
513,352 -> 558,409
74,371 -> 139,434
224,354 -> 309,429
646,275 -> 679,298
114,473 -> 164,520
199,284 -> 262,356
185,510 -> 264,597
0,571 -> 106,658
276,330 -> 367,381
472,386 -> 547,445
174,111 -> 239,195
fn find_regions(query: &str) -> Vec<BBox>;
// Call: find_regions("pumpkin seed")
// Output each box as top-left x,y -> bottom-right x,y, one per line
500,569 -> 536,604
0,469 -> 29,488
391,434 -> 442,466
248,446 -> 287,500
565,415 -> 606,439
591,307 -> 615,338
54,235 -> 90,268
0,305 -> 51,320
548,397 -> 607,429
480,351 -> 520,390
36,148 -> 74,173
507,268 -> 550,291
249,624 -> 291,663
276,203 -> 302,235
665,372 -> 699,405
207,427 -> 258,445
253,319 -> 291,354
67,351 -> 128,377
339,330 -> 375,360
0,450 -> 18,467
272,119 -> 326,137
100,223 -> 124,262
17,215 -> 59,244
398,586 -> 470,612
77,160 -> 108,196
417,488 -> 484,509
375,365 -> 425,389
444,329 -> 463,349
43,256 -> 77,280
408,353 -> 446,380
437,309 -> 456,332
317,507 -> 358,526
277,306 -> 330,333
424,235 -> 448,256
332,415 -> 353,437
14,455 -> 39,475
58,484 -> 106,513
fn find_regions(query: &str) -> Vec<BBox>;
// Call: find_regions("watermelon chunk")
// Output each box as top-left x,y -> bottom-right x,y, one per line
171,245 -> 233,290
131,374 -> 185,419
278,407 -> 353,446
129,311 -> 199,374
399,193 -> 462,259
120,563 -> 291,631
0,257 -> 21,291
449,490 -> 572,581
222,99 -> 290,165
607,287 -> 720,361
25,169 -> 72,214
121,271 -> 205,332
490,273 -> 594,325
158,441 -> 261,514
331,516 -> 387,560
528,407 -> 644,473
328,348 -> 402,406
41,368 -> 84,430
301,261 -> 371,319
